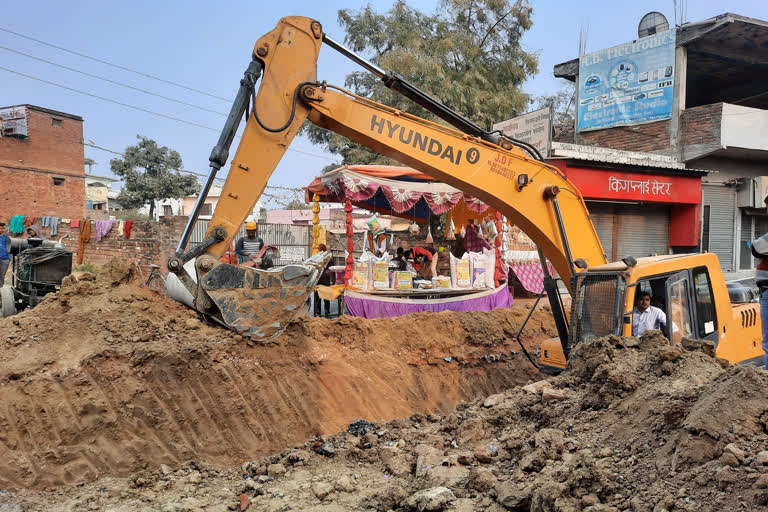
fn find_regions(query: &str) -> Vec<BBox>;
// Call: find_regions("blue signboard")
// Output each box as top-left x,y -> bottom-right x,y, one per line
577,29 -> 675,132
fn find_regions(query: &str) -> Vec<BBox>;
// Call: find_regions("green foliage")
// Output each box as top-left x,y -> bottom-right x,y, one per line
73,263 -> 97,273
303,0 -> 538,165
110,136 -> 199,219
112,208 -> 150,221
283,198 -> 308,210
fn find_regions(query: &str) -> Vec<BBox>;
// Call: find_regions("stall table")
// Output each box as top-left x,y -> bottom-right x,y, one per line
344,284 -> 513,319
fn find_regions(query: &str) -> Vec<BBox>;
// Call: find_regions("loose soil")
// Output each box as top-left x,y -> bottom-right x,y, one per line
0,259 -> 553,493
5,260 -> 768,511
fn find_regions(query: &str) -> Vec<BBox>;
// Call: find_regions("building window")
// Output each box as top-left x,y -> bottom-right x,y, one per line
200,203 -> 213,216
52,177 -> 65,186
51,118 -> 63,127
163,205 -> 173,217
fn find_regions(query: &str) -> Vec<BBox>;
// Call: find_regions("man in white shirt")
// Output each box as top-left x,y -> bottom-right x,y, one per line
632,291 -> 667,336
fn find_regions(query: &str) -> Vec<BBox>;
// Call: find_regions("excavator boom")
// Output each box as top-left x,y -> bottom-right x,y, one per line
169,16 -> 608,341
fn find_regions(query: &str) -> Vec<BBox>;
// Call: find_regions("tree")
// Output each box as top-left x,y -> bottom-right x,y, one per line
111,136 -> 199,220
283,198 -> 308,210
531,81 -> 576,127
304,0 -> 538,166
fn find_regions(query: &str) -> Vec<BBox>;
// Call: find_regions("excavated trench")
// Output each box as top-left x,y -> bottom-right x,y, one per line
0,260 -> 556,489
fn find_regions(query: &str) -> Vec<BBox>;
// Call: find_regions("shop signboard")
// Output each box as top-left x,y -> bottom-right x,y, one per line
577,29 -> 675,131
564,167 -> 701,204
492,106 -> 552,157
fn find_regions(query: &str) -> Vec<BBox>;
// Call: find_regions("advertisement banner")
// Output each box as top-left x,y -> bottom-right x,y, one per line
577,29 -> 675,132
492,106 -> 552,157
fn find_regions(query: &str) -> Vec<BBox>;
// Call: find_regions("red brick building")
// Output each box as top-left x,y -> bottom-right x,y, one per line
0,105 -> 85,224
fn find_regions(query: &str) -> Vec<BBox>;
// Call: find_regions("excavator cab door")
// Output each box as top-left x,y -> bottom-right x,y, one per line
665,270 -> 694,345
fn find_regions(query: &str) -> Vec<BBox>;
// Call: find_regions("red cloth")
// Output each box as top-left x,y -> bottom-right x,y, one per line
124,220 -> 133,238
412,247 -> 434,261
70,219 -> 80,228
758,258 -> 768,271
24,216 -> 35,227
463,224 -> 492,252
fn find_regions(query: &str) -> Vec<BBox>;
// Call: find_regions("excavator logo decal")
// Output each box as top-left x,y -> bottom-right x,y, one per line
370,114 -> 479,166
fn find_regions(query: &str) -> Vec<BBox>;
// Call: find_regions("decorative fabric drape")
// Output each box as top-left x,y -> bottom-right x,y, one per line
321,169 -> 488,215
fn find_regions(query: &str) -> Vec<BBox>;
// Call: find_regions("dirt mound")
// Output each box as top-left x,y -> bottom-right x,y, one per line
8,326 -> 768,511
0,259 -> 554,491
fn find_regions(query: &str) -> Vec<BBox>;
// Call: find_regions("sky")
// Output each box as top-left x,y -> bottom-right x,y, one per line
3,1 -> 767,207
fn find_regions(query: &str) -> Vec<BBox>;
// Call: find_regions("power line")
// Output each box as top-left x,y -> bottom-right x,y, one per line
0,26 -> 231,102
0,65 -> 219,132
0,45 -> 227,116
1,65 -> 339,163
60,135 -> 306,199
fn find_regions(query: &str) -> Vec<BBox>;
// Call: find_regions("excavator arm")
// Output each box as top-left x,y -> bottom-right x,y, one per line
169,16 -> 608,342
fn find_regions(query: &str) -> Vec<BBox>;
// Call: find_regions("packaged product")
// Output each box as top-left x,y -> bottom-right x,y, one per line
395,271 -> 413,290
372,258 -> 390,289
450,252 -> 472,288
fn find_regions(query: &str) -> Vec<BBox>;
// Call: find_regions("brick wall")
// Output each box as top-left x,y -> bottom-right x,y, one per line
0,106 -> 85,221
10,216 -> 188,278
680,103 -> 723,160
578,119 -> 672,153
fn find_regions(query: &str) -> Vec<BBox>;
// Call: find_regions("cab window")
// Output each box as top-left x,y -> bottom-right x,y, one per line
692,267 -> 717,337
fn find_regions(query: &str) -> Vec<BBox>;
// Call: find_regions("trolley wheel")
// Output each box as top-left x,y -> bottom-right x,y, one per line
0,286 -> 17,318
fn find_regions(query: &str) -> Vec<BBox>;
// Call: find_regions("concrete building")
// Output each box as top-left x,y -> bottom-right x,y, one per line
181,184 -> 264,221
85,171 -> 119,218
0,104 -> 85,222
553,13 -> 768,274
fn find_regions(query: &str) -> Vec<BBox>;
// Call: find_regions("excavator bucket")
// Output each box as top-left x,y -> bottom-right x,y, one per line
195,251 -> 332,340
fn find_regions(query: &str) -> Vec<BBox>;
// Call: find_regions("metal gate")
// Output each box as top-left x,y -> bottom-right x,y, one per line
189,221 -> 311,265
616,204 -> 670,259
703,184 -> 735,272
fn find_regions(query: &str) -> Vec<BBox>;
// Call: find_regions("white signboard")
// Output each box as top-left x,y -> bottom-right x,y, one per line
492,106 -> 552,157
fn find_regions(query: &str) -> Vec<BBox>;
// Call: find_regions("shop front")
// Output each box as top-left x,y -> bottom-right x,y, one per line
549,161 -> 705,261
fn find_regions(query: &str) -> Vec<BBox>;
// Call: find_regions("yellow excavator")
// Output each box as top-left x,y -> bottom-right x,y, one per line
168,16 -> 764,371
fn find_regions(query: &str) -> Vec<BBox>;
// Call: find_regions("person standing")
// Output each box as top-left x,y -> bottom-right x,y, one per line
463,220 -> 492,253
752,196 -> 768,368
0,222 -> 10,286
235,221 -> 264,264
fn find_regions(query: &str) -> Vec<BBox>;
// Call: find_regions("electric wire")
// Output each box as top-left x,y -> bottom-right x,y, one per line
0,65 -> 219,132
0,65 -> 338,163
0,45 -> 228,116
0,26 -> 230,102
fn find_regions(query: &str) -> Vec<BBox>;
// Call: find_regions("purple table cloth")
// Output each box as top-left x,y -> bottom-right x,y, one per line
344,285 -> 513,319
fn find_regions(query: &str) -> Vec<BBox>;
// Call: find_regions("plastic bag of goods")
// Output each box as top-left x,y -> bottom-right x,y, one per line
450,252 -> 472,289
394,271 -> 413,290
372,258 -> 390,289
366,214 -> 385,236
432,276 -> 451,289
486,220 -> 498,241
351,261 -> 372,289
425,224 -> 433,243
469,249 -> 496,288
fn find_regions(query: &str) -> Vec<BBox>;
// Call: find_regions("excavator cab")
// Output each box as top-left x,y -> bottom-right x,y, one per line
541,253 -> 763,373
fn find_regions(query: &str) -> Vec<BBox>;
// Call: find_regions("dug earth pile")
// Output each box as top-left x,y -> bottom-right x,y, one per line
9,313 -> 768,511
0,259 -> 554,491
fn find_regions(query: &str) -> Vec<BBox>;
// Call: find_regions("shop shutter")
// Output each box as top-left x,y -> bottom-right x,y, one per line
616,205 -> 670,259
702,184 -> 735,271
586,202 -> 614,260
